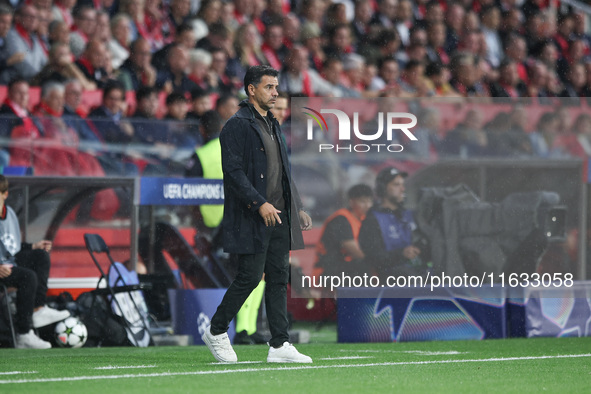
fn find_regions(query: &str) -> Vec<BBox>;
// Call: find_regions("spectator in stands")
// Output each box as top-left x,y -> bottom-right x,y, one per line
196,0 -> 222,28
62,79 -> 102,143
186,86 -> 213,121
424,61 -> 457,97
278,45 -> 334,96
162,0 -> 192,43
196,22 -> 232,53
0,175 -> 71,349
369,0 -> 397,30
117,37 -> 158,91
534,39 -> 559,73
187,49 -> 214,92
88,80 -> 135,143
444,2 -> 465,54
0,5 -> 24,86
368,55 -> 400,92
553,13 -> 574,60
503,33 -> 529,83
132,85 -> 167,144
209,47 -> 237,95
314,184 -> 374,284
120,0 -> 163,51
320,57 -> 358,98
152,23 -> 196,72
215,94 -> 239,123
108,14 -> 132,70
553,113 -> 591,159
525,61 -> 547,98
441,109 -> 489,157
557,38 -> 586,82
164,92 -> 201,149
325,24 -> 355,62
0,79 -> 40,140
406,106 -> 442,159
426,22 -> 449,65
157,44 -> 196,95
69,6 -> 97,58
489,59 -> 527,97
480,5 -> 504,68
560,62 -> 586,98
3,5 -> 48,82
282,13 -> 301,49
399,60 -> 432,96
48,20 -> 70,48
31,42 -> 96,90
261,22 -> 288,71
269,92 -> 289,125
351,0 -> 373,47
74,39 -> 110,89
394,0 -> 413,47
529,112 -> 563,158
32,82 -> 80,144
359,167 -> 427,280
35,7 -> 51,54
227,22 -> 267,82
300,22 -> 325,72
51,0 -> 75,27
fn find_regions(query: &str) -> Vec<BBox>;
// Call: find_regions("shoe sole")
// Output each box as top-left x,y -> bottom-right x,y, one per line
267,358 -> 313,363
202,333 -> 237,363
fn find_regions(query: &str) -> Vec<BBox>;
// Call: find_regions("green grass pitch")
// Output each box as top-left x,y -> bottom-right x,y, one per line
1,335 -> 590,393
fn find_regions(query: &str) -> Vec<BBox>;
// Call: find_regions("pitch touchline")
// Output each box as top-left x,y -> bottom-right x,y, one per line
1,354 -> 590,384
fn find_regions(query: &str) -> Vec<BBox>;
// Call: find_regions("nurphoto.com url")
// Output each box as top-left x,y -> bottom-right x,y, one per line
301,272 -> 575,292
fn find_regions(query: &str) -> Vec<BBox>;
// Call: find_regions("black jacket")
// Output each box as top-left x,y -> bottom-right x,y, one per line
220,100 -> 304,254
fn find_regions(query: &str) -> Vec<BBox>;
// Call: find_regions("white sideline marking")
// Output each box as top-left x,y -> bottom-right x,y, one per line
318,356 -> 374,360
340,349 -> 467,355
1,354 -> 590,384
0,372 -> 37,376
94,365 -> 157,370
209,361 -> 263,365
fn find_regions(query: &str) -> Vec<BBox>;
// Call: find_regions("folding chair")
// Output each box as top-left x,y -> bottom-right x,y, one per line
0,283 -> 16,348
83,233 -> 152,346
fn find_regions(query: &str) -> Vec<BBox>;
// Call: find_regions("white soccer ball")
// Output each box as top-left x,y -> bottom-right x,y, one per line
54,317 -> 88,348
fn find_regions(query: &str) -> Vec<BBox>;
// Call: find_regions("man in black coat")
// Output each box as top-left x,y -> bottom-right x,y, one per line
202,65 -> 313,364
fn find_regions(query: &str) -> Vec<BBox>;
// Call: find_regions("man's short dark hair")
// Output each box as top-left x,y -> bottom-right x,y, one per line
8,78 -> 28,91
191,87 -> 209,100
216,94 -> 237,109
0,4 -> 13,16
166,92 -> 187,106
102,79 -> 125,102
136,86 -> 157,102
0,175 -> 8,194
243,65 -> 279,96
348,184 -> 373,200
199,110 -> 223,137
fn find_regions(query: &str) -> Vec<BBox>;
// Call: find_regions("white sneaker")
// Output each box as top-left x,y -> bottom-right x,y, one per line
32,306 -> 71,328
16,330 -> 52,349
267,342 -> 312,363
201,326 -> 237,363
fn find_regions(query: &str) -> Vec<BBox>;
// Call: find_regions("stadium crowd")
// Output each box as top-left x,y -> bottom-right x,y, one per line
0,0 -> 591,175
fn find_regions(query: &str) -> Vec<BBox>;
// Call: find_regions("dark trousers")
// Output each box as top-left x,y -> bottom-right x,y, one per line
211,213 -> 290,348
0,265 -> 37,334
15,249 -> 50,308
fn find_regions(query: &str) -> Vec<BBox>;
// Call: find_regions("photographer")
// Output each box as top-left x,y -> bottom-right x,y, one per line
359,167 -> 427,279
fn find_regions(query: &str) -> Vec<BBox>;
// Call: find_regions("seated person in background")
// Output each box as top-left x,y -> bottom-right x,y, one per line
31,43 -> 96,90
164,92 -> 202,150
0,79 -> 40,164
359,167 -> 427,279
117,37 -> 158,92
132,86 -> 168,144
186,87 -> 213,122
0,175 -> 70,348
314,184 -> 374,280
87,80 -> 135,144
3,5 -> 47,82
74,39 -> 110,89
156,44 -> 197,96
0,5 -> 25,86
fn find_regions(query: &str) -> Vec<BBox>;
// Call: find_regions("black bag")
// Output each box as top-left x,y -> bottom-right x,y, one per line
76,292 -> 131,347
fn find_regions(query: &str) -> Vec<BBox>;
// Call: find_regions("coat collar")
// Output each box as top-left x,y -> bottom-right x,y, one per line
236,99 -> 279,123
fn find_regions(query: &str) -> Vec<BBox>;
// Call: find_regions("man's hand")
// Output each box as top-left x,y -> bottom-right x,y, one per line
259,202 -> 282,226
33,240 -> 52,252
0,264 -> 12,278
402,245 -> 420,260
299,210 -> 312,230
